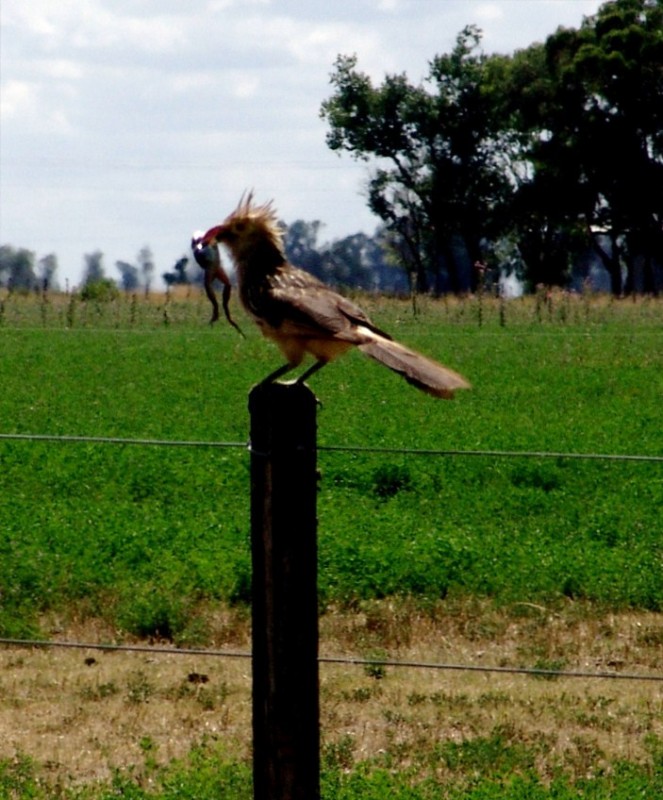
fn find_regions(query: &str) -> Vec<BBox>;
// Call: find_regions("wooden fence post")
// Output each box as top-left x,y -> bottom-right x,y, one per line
248,381 -> 320,800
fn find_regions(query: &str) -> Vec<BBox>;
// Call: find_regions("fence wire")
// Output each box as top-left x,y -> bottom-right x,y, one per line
0,637 -> 661,683
0,432 -> 247,450
1,432 -> 661,463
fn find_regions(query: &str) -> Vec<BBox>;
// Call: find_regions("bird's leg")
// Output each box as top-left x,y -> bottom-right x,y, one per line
295,359 -> 327,385
259,359 -> 326,388
260,362 -> 297,386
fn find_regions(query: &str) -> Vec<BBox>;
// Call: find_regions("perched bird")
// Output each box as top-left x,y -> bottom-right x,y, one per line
200,193 -> 470,398
191,231 -> 244,336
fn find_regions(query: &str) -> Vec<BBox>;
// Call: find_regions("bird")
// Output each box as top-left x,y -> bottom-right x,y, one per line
191,231 -> 245,336
199,193 -> 470,399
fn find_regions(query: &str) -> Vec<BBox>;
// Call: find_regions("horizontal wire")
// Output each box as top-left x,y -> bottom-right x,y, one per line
0,637 -> 660,682
0,432 -> 660,463
320,655 -> 663,683
0,637 -> 250,660
0,432 -> 248,449
319,444 -> 663,463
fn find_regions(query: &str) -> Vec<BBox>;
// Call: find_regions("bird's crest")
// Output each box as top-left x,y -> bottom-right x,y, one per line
224,191 -> 284,255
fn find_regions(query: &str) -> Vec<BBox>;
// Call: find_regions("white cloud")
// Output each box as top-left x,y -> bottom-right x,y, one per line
208,0 -> 271,11
0,80 -> 38,120
171,71 -> 218,93
284,21 -> 382,67
4,0 -> 186,54
475,4 -> 504,23
1,0 -> 607,286
0,78 -> 76,134
134,190 -> 184,206
231,72 -> 262,98
42,59 -> 84,80
376,0 -> 401,12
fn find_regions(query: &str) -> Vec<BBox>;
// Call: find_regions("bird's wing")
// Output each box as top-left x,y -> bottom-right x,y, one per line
269,267 -> 392,342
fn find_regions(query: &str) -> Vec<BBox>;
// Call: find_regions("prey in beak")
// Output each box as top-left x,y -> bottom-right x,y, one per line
191,232 -> 244,337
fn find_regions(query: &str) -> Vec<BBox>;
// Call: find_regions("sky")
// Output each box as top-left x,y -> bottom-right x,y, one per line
1,0 -> 605,288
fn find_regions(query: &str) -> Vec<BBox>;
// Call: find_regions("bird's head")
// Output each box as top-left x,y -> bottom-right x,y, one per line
201,191 -> 284,264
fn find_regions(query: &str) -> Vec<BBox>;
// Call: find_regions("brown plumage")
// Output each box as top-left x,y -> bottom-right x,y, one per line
201,193 -> 470,398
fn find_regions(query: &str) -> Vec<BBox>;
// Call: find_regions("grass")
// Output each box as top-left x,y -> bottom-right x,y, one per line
0,289 -> 661,637
0,288 -> 662,797
1,605 -> 662,797
1,746 -> 661,799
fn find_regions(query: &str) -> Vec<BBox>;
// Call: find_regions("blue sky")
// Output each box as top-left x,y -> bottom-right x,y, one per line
1,0 -> 603,287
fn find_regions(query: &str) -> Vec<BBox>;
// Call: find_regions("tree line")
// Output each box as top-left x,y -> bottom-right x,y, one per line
0,226 -> 408,298
321,0 -> 662,296
2,0 -> 661,298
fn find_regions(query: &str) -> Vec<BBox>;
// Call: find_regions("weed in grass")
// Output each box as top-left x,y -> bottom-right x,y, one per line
476,691 -> 511,708
0,753 -> 44,798
138,735 -> 159,774
363,650 -> 388,681
635,625 -> 663,647
436,725 -> 537,776
568,735 -> 606,777
80,681 -> 119,702
125,670 -> 155,705
323,733 -> 357,771
429,691 -> 473,712
407,692 -> 428,707
342,686 -> 376,703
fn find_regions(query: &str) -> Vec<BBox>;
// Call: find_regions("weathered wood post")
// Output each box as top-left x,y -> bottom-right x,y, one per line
248,381 -> 320,800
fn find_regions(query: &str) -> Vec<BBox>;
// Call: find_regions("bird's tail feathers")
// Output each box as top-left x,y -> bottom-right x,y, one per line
358,337 -> 470,399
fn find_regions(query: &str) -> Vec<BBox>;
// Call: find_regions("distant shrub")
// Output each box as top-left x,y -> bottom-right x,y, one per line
116,586 -> 189,642
80,278 -> 120,302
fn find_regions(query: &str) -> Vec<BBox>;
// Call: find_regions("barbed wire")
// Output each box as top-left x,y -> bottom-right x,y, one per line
0,637 -> 660,683
1,432 -> 661,463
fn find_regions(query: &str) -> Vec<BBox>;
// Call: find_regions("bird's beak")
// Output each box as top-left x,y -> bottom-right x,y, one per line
201,224 -> 228,246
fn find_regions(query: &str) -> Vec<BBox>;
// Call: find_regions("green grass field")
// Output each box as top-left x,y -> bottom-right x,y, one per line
1,290 -> 661,637
1,289 -> 662,798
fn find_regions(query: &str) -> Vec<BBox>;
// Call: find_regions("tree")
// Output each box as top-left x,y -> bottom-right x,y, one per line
497,40 -> 587,289
82,250 -> 106,286
116,260 -> 140,292
0,245 -> 37,291
321,26 -> 516,294
283,220 -> 404,292
283,220 -> 325,280
137,246 -> 155,295
162,256 -> 190,286
321,232 -> 380,290
576,0 -> 663,294
0,248 -> 57,292
38,254 -> 59,291
507,0 -> 663,294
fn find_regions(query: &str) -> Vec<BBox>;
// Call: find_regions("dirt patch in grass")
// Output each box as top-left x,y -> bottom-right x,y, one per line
1,600 -> 661,785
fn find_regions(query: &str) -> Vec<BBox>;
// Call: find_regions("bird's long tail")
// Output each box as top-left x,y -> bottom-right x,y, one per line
358,336 -> 471,399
